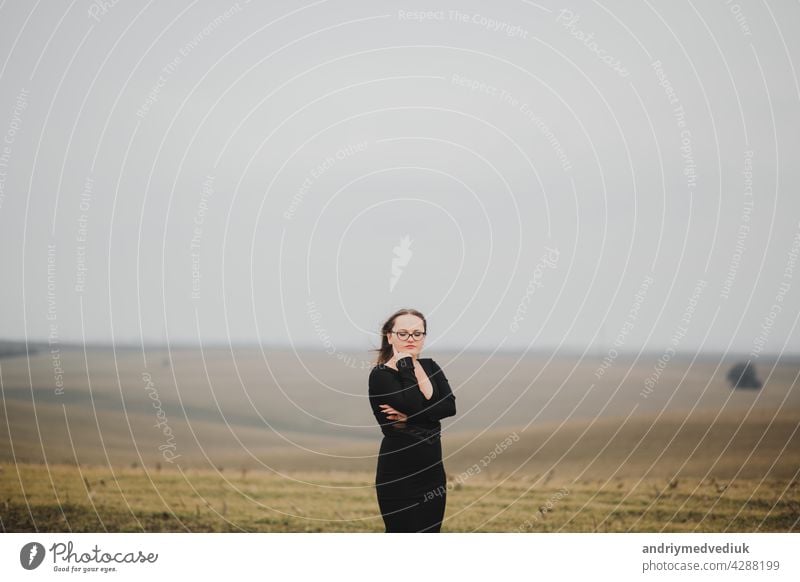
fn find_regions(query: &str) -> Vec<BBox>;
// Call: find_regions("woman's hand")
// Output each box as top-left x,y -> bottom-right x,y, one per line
391,345 -> 415,366
379,404 -> 408,427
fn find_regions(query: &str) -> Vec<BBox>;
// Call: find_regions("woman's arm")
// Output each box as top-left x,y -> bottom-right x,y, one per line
368,364 -> 415,428
419,359 -> 456,422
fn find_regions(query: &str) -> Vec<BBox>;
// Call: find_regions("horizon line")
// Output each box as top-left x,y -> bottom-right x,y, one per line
1,338 -> 797,360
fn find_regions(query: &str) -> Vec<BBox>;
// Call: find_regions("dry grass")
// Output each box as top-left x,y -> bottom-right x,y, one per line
1,463 -> 797,532
1,348 -> 798,531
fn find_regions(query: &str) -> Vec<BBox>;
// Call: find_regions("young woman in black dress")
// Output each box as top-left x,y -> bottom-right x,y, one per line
368,308 -> 456,532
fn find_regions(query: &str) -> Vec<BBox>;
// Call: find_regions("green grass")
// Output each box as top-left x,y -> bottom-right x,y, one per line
1,463 -> 797,532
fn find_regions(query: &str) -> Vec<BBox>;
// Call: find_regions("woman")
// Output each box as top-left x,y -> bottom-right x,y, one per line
368,308 -> 456,532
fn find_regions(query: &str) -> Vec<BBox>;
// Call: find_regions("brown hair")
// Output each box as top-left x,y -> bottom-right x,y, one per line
372,308 -> 427,366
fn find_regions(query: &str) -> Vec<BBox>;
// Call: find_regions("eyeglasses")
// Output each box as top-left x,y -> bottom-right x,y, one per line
390,330 -> 426,341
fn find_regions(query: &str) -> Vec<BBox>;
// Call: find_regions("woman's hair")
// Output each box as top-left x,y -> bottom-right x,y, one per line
372,308 -> 427,366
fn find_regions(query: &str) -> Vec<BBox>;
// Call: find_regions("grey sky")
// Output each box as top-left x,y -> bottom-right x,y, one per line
1,0 -> 798,356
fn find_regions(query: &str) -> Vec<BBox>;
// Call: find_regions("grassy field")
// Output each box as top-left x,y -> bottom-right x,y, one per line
1,463 -> 797,532
1,347 -> 798,532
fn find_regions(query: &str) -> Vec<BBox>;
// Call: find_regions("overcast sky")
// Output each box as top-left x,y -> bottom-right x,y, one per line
1,0 -> 798,357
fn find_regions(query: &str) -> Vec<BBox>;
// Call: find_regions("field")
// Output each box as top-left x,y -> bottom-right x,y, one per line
1,464 -> 797,532
1,346 -> 798,532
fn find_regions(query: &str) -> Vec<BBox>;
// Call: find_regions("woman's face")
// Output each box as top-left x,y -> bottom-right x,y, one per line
387,314 -> 426,358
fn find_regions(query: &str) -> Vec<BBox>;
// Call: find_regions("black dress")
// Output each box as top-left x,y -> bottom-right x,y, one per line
368,356 -> 457,532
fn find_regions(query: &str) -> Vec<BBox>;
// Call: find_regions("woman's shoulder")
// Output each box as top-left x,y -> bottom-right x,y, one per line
420,357 -> 438,368
370,362 -> 397,375
370,357 -> 436,371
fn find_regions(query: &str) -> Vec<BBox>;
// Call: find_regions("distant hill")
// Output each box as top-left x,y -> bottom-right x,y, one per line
0,340 -> 43,359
